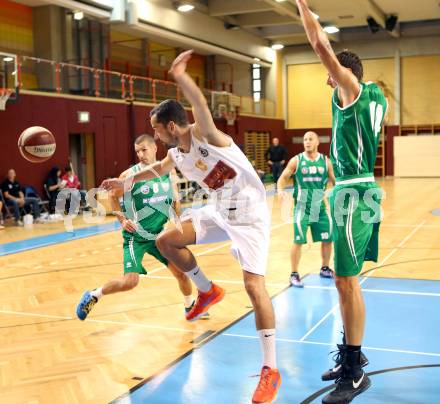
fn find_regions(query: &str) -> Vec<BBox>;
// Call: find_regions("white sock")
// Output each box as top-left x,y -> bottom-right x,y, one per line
185,266 -> 212,293
258,329 -> 277,369
183,295 -> 194,308
91,287 -> 103,300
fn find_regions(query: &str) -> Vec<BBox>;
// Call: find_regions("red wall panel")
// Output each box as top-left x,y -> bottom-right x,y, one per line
0,92 -> 395,199
0,94 -> 288,195
0,94 -> 132,194
219,115 -> 286,149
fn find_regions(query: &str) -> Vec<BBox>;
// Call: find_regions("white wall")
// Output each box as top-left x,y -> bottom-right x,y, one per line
394,136 -> 440,177
283,34 -> 440,126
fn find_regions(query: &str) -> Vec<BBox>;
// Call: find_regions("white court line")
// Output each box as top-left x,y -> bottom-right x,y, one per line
299,220 -> 427,342
5,307 -> 438,359
365,220 -> 427,279
0,309 -> 203,334
382,223 -> 440,228
0,222 -> 290,327
148,274 -> 286,288
147,275 -> 440,298
305,284 -> 440,297
221,332 -> 440,358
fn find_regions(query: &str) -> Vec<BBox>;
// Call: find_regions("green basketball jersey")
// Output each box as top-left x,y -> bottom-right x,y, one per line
293,152 -> 328,214
123,163 -> 173,240
331,82 -> 387,180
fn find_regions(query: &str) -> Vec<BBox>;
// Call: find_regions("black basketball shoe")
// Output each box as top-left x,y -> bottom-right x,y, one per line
322,350 -> 371,403
321,344 -> 369,381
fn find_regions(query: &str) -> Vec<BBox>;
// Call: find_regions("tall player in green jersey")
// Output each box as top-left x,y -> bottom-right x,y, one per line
297,1 -> 387,402
76,135 -> 203,320
277,131 -> 335,287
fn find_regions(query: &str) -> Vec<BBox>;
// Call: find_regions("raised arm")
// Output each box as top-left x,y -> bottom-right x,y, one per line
277,156 -> 298,193
169,50 -> 230,147
296,0 -> 359,100
101,152 -> 175,191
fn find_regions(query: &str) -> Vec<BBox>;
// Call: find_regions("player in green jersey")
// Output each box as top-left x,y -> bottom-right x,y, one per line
277,131 -> 335,287
76,134 -> 204,320
297,1 -> 387,402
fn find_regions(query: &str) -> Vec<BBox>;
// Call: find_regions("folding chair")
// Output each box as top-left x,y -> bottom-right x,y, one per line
24,185 -> 50,213
1,189 -> 26,220
0,190 -> 13,220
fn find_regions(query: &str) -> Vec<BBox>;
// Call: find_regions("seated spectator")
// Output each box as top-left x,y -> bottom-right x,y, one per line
0,200 -> 4,229
61,166 -> 88,209
1,169 -> 41,226
45,166 -> 64,213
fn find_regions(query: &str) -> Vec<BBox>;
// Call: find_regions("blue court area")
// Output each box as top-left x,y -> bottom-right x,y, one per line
0,221 -> 120,256
114,275 -> 440,403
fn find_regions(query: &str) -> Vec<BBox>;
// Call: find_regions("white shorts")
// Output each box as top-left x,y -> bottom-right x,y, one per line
181,203 -> 271,276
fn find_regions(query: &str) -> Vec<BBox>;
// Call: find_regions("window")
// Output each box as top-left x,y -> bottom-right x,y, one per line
252,63 -> 262,102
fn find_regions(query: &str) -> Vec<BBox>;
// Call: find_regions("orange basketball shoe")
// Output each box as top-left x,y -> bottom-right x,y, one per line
252,366 -> 281,403
185,283 -> 225,322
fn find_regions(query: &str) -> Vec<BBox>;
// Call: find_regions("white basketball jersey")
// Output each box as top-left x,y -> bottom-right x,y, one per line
169,127 -> 266,210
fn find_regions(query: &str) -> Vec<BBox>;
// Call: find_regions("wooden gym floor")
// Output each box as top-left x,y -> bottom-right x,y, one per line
0,177 -> 439,403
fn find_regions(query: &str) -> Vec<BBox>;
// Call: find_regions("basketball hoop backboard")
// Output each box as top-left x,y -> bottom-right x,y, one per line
0,51 -> 18,110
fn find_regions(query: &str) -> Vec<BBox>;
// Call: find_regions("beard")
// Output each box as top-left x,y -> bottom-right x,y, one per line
161,131 -> 179,148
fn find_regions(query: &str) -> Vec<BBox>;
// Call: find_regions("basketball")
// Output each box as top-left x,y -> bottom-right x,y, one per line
2,1 -> 440,403
18,126 -> 56,163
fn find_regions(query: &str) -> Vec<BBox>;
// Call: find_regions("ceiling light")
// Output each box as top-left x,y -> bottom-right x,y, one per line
311,11 -> 319,20
275,0 -> 287,2
177,3 -> 194,12
323,26 -> 340,34
253,57 -> 261,62
271,43 -> 284,50
3,57 -> 14,62
73,11 -> 84,20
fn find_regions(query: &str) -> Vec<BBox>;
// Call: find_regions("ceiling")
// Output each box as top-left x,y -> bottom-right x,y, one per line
194,0 -> 440,46
12,0 -> 440,49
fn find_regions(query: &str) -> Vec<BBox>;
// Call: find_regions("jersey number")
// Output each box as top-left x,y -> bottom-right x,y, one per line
370,101 -> 384,138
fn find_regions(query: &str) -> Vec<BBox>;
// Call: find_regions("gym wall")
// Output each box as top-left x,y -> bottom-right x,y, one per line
286,58 -> 395,129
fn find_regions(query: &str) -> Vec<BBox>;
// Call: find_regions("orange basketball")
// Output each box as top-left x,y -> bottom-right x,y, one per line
18,126 -> 56,163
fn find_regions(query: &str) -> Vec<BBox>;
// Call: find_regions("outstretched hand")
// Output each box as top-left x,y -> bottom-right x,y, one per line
114,211 -> 137,233
169,49 -> 193,78
101,178 -> 125,191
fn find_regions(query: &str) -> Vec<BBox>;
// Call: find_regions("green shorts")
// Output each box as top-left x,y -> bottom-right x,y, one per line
123,235 -> 168,274
329,182 -> 382,277
293,206 -> 332,244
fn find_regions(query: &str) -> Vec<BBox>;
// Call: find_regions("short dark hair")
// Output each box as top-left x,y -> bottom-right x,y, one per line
336,50 -> 363,82
134,134 -> 155,145
150,99 -> 188,127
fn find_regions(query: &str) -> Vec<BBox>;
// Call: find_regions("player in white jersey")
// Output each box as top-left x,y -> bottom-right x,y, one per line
102,50 -> 281,404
